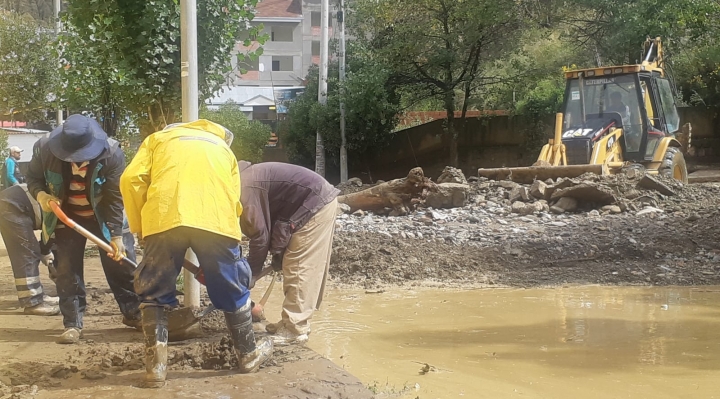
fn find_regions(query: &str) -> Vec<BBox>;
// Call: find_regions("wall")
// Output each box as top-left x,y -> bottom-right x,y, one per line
8,133 -> 47,162
346,106 -> 719,183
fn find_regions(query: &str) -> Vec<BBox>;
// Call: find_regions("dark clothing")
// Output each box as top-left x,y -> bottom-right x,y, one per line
0,185 -> 51,307
238,161 -> 340,275
26,136 -> 126,242
54,219 -> 139,329
134,227 -> 251,312
26,134 -> 140,328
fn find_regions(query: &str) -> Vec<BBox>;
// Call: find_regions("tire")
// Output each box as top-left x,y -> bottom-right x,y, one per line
658,146 -> 688,184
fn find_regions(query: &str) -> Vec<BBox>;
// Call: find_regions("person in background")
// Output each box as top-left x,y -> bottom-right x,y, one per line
3,146 -> 26,189
0,184 -> 59,315
26,114 -> 141,345
120,120 -> 272,388
239,161 -> 340,345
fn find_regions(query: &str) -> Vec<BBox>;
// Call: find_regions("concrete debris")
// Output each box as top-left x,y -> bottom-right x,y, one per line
552,197 -> 578,213
425,183 -> 469,209
636,206 -> 664,216
510,186 -> 531,203
437,166 -> 468,185
530,180 -> 548,200
637,175 -> 676,196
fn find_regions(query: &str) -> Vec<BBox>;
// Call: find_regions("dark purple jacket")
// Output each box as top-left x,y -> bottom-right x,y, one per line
239,161 -> 340,275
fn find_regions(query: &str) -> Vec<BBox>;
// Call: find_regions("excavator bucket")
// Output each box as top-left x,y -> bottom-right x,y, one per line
478,164 -> 605,184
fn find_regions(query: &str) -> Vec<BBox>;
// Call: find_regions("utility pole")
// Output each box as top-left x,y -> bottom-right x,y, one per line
54,0 -> 63,126
315,0 -> 329,177
338,0 -> 347,183
180,0 -> 201,308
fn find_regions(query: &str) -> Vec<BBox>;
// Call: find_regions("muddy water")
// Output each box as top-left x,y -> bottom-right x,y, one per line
301,286 -> 720,399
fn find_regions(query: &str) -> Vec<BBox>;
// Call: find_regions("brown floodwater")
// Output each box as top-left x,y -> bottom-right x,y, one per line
299,286 -> 720,399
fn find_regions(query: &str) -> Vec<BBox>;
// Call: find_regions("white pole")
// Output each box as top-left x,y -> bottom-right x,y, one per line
338,0 -> 347,183
54,0 -> 63,126
181,0 -> 200,307
315,0 -> 329,177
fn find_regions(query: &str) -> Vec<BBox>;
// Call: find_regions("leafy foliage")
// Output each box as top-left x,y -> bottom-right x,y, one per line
60,0 -> 267,136
200,102 -> 271,163
284,45 -> 401,168
350,0 -> 520,166
0,128 -> 8,158
0,11 -> 58,123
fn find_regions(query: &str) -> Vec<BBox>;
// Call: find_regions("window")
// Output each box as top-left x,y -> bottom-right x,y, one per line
271,56 -> 293,71
311,12 -> 320,27
656,78 -> 680,133
563,74 -> 643,152
312,41 -> 320,56
270,25 -> 293,42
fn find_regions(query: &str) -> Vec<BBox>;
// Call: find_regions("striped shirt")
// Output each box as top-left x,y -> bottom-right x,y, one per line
65,161 -> 95,218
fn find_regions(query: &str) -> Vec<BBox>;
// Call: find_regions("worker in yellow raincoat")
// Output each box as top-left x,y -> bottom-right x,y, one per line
120,120 -> 272,388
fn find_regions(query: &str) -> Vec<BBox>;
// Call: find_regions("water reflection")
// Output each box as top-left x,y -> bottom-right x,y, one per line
306,286 -> 720,398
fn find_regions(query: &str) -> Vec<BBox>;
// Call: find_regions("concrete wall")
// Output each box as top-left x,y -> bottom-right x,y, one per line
8,133 -> 47,162
346,106 -> 720,183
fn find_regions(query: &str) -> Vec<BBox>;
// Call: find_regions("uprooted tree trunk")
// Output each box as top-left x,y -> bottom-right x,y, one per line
338,167 -> 436,215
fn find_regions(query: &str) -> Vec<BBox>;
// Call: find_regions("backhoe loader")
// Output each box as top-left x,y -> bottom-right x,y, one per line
478,37 -> 691,184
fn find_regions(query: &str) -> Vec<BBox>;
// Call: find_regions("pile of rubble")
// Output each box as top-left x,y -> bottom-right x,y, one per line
331,166 -> 720,288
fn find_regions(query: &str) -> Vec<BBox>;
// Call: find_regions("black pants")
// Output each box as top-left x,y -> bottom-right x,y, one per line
0,201 -> 46,307
54,219 -> 140,329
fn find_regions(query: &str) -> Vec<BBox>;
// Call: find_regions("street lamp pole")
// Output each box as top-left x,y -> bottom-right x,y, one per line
315,0 -> 329,177
338,0 -> 347,182
180,0 -> 201,307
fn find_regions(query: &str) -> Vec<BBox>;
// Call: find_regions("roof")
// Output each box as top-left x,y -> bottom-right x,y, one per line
0,127 -> 49,135
0,121 -> 27,128
254,0 -> 302,18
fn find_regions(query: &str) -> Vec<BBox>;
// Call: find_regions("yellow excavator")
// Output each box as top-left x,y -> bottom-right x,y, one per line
478,37 -> 691,184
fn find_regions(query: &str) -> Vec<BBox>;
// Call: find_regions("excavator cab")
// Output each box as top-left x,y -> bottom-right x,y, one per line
479,37 -> 690,184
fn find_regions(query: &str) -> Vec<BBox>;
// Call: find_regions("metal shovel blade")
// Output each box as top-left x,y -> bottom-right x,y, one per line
167,304 -> 216,342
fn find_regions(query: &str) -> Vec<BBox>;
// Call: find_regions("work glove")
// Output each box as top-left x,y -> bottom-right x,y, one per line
40,252 -> 54,267
108,236 -> 125,261
36,191 -> 60,213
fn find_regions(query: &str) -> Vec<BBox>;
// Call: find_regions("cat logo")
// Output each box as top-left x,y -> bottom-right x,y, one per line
606,136 -> 615,150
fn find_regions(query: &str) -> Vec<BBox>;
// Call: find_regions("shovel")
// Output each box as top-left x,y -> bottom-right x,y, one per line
48,201 -> 213,334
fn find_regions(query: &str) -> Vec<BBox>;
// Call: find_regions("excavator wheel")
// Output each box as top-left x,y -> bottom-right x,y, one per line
658,146 -> 688,184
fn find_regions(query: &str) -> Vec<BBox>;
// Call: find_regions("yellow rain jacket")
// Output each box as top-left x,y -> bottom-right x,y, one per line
120,120 -> 243,240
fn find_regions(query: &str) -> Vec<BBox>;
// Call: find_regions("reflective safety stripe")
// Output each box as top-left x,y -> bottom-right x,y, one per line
17,287 -> 43,298
15,276 -> 40,286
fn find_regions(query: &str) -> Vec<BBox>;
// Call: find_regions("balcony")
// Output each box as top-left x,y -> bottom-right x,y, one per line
311,26 -> 333,37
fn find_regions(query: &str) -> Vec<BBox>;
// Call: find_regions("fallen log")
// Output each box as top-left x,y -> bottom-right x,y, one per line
338,167 -> 435,215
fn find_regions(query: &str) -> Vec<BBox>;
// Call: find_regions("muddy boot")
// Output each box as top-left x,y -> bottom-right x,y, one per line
141,306 -> 168,388
224,302 -> 273,374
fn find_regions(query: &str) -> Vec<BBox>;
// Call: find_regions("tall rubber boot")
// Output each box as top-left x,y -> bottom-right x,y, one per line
224,301 -> 273,373
141,306 -> 168,388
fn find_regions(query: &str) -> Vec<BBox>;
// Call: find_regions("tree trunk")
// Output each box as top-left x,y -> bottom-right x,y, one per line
338,167 -> 435,215
445,89 -> 458,167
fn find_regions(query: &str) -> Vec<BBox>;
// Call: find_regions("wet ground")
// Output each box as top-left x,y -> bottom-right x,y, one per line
309,286 -> 720,399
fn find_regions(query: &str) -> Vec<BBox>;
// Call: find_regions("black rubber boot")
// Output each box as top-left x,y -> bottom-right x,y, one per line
141,306 -> 168,388
224,301 -> 273,373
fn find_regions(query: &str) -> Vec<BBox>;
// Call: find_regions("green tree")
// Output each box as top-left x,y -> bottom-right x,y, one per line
0,10 -> 59,123
200,102 -> 271,163
350,0 -> 520,167
0,128 -> 8,159
284,47 -> 401,169
60,0 -> 267,136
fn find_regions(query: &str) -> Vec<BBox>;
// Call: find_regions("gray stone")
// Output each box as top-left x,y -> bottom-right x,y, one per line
637,175 -> 676,196
554,197 -> 578,212
530,180 -> 548,200
511,201 -> 535,215
425,183 -> 469,209
510,186 -> 531,203
347,177 -> 363,187
437,166 -> 468,185
601,205 -> 622,214
636,206 -> 664,216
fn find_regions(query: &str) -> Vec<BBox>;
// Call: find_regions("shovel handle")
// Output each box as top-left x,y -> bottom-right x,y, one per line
259,271 -> 277,307
49,201 -> 138,268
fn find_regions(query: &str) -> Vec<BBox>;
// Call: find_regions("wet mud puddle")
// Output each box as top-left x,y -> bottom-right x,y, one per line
307,286 -> 720,399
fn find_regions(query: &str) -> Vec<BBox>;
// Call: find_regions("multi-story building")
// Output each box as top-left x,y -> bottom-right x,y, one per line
206,0 -> 336,131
